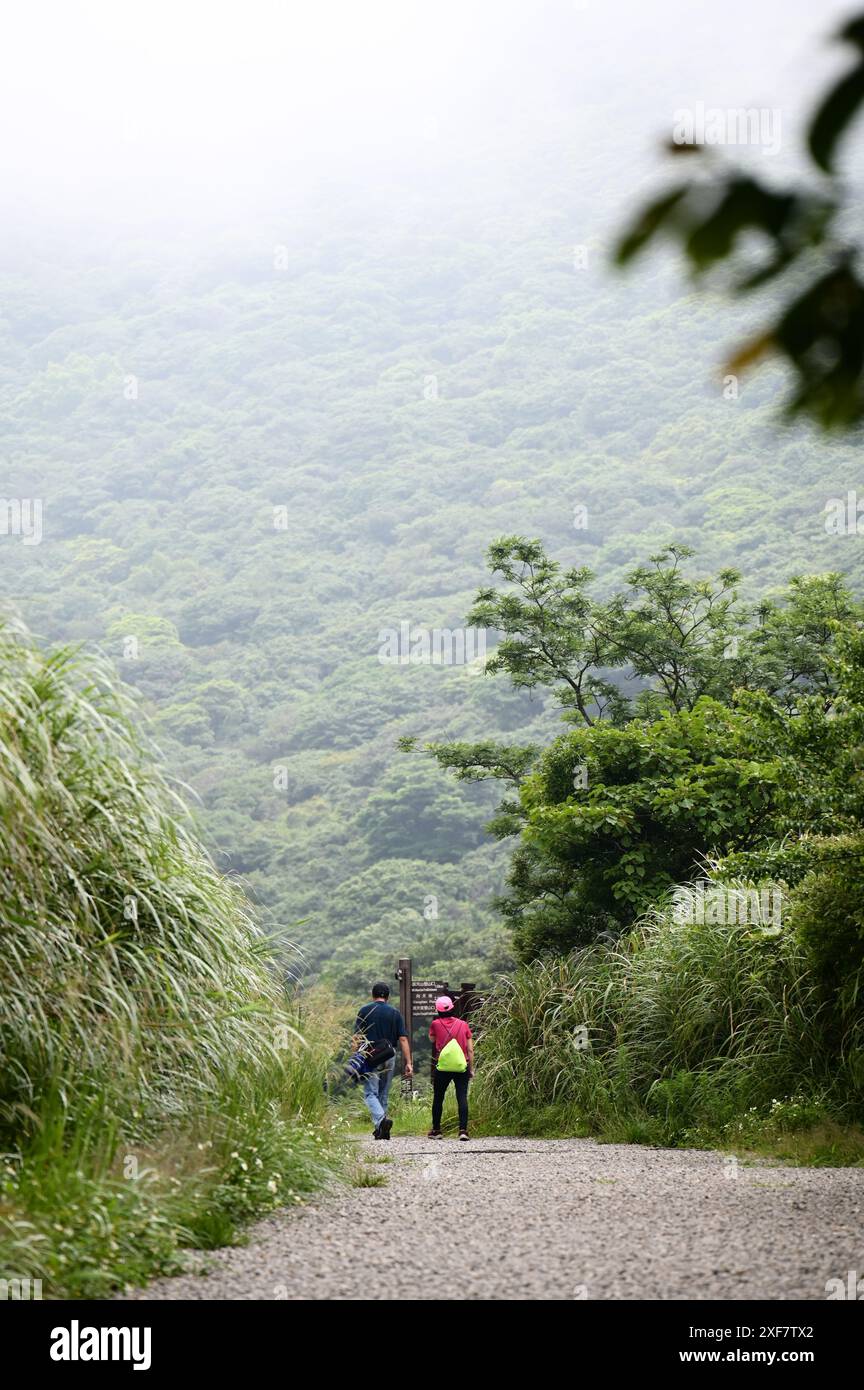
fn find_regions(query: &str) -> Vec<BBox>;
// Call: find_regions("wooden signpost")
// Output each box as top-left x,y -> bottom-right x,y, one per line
395,958 -> 484,1092
396,957 -> 413,1046
411,979 -> 448,1019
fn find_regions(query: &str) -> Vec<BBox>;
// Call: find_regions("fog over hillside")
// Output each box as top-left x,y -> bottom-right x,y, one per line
2,0 -> 861,988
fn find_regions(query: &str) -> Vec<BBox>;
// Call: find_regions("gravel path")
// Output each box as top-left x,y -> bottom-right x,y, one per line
121,1136 -> 864,1301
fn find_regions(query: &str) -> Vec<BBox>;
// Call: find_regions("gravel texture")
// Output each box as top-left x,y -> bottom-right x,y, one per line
120,1136 -> 864,1301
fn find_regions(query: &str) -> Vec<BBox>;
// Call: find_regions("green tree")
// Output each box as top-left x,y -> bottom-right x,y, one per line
412,539 -> 859,958
358,761 -> 490,864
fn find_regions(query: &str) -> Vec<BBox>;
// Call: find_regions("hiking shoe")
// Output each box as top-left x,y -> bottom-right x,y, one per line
379,1117 -> 393,1141
459,1131 -> 470,1142
372,1124 -> 381,1140
426,1129 -> 443,1139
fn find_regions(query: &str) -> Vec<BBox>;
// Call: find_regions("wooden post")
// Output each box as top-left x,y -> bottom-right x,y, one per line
397,957 -> 413,1085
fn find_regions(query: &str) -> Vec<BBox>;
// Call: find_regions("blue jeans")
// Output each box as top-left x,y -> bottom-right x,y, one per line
362,1058 -> 397,1127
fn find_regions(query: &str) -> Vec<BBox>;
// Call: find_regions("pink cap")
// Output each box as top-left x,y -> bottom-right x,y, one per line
435,996 -> 454,1012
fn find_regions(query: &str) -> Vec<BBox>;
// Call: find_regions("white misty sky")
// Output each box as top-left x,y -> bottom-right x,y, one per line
0,0 -> 852,235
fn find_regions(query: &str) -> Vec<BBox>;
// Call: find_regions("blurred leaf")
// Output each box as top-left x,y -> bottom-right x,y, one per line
808,61 -> 864,173
665,139 -> 705,156
614,186 -> 688,265
725,331 -> 775,377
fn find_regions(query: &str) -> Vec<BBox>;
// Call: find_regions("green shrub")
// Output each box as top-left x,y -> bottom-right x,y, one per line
473,882 -> 864,1148
788,834 -> 864,1016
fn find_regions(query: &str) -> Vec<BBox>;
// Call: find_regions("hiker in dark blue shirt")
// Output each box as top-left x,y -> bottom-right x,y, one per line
353,982 -> 413,1140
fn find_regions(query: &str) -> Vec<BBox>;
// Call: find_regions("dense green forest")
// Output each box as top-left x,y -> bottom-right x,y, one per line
3,136 -> 864,995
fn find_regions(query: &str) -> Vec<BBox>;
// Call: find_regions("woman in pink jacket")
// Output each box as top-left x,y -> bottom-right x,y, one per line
427,996 -> 474,1141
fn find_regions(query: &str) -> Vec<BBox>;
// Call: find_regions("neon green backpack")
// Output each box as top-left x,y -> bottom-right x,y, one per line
437,1036 -> 468,1073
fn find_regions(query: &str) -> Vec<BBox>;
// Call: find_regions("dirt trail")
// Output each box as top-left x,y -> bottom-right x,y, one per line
121,1136 -> 864,1301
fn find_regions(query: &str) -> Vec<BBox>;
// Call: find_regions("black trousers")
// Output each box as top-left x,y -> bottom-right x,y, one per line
431,1069 -> 470,1131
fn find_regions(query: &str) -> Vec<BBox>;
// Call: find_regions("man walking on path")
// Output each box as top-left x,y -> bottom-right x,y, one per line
353,982 -> 413,1139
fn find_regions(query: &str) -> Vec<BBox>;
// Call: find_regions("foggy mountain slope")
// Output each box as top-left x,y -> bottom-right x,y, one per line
1,1 -> 860,986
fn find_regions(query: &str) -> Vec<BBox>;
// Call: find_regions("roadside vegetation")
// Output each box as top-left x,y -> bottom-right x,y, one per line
413,545 -> 864,1162
0,622 -> 345,1297
470,890 -> 864,1163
